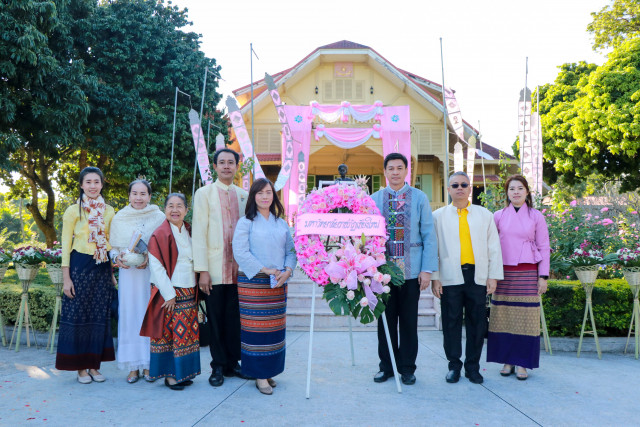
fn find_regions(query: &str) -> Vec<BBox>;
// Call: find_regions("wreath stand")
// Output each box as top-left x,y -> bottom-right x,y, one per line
305,281 -> 402,398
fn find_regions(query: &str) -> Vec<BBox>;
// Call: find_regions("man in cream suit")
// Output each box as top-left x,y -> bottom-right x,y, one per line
193,148 -> 248,387
431,171 -> 503,384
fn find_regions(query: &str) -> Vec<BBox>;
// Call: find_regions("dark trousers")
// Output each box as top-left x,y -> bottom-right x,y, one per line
377,278 -> 420,375
441,265 -> 487,373
205,284 -> 241,370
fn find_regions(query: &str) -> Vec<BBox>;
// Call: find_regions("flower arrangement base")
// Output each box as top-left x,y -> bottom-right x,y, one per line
623,267 -> 640,359
9,267 -> 40,352
575,275 -> 602,360
0,266 -> 7,347
45,264 -> 64,353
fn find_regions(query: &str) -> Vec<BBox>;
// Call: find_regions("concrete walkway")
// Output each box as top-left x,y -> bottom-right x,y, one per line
1,329 -> 638,426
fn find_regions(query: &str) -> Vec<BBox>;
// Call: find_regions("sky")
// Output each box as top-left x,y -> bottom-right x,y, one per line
172,0 -> 610,154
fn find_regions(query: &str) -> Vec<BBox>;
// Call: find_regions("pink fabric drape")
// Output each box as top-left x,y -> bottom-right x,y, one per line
282,105 -> 312,220
314,124 -> 381,147
380,106 -> 411,185
310,101 -> 384,123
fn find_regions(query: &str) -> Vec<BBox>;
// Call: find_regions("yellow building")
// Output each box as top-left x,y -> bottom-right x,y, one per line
232,40 -> 516,210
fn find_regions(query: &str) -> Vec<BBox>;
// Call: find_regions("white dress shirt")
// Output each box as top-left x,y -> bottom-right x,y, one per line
149,222 -> 195,301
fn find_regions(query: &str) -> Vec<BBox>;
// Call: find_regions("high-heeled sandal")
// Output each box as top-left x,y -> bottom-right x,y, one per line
500,365 -> 515,377
516,367 -> 528,381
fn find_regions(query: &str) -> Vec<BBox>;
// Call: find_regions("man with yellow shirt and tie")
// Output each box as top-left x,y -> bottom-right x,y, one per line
431,171 -> 503,384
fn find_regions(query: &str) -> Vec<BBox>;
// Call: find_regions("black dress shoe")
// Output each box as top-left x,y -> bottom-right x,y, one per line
209,367 -> 224,387
401,373 -> 416,385
164,378 -> 185,390
465,370 -> 484,384
179,379 -> 194,386
445,370 -> 460,383
224,364 -> 254,380
373,371 -> 394,383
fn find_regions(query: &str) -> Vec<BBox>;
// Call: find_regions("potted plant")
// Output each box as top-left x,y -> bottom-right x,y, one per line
43,243 -> 63,286
613,245 -> 640,287
12,246 -> 44,283
0,248 -> 10,282
567,241 -> 604,284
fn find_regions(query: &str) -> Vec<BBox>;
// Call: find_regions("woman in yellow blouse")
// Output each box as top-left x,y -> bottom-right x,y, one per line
55,167 -> 117,384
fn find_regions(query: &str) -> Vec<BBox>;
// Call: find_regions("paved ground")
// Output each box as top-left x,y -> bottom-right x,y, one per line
1,328 -> 639,426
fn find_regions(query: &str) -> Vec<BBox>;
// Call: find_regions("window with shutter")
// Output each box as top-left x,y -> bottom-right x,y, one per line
334,79 -> 345,100
372,175 -> 382,192
354,81 -> 364,101
323,81 -> 333,100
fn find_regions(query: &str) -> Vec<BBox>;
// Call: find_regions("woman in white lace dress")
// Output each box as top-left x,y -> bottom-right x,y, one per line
110,179 -> 165,383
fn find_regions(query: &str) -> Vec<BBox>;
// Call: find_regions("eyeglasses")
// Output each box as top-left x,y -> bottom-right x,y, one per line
450,183 -> 469,189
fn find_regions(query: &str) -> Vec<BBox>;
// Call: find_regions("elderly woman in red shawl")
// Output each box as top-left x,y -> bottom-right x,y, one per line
144,193 -> 200,390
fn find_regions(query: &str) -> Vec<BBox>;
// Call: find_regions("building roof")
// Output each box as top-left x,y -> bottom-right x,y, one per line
233,40 -> 514,154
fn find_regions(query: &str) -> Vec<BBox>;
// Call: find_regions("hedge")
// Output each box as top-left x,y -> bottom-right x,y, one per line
542,279 -> 633,337
0,268 -> 636,337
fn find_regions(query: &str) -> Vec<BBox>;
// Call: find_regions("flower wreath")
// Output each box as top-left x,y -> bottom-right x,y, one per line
294,183 -> 404,324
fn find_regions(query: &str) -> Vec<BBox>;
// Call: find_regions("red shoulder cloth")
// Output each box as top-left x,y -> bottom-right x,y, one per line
140,220 -> 192,338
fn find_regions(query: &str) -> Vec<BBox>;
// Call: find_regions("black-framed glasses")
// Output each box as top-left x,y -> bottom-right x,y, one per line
450,183 -> 469,189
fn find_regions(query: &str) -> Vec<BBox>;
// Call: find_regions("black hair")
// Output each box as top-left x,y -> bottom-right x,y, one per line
128,179 -> 152,195
213,148 -> 239,165
245,178 -> 284,221
504,175 -> 533,208
383,153 -> 408,169
78,166 -> 105,216
164,192 -> 188,208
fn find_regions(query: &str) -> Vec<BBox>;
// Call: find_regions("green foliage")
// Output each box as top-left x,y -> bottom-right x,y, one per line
0,268 -> 59,331
0,0 -> 227,245
587,0 -> 640,51
478,153 -> 511,212
542,279 -> 632,336
540,39 -> 640,192
378,260 -> 404,288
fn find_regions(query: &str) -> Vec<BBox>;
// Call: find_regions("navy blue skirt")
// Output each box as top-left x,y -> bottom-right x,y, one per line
55,251 -> 115,371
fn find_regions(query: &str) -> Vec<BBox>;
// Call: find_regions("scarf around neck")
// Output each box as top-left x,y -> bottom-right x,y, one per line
82,194 -> 108,264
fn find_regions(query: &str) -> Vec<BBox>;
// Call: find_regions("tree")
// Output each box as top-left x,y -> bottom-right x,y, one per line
66,0 -> 227,197
1,0 -> 226,245
536,62 -> 598,186
587,0 -> 640,51
540,45 -> 640,191
0,0 -> 92,246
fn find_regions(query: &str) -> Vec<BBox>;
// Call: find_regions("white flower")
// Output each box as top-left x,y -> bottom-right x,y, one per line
346,290 -> 355,300
359,297 -> 368,307
363,278 -> 371,286
339,280 -> 347,288
383,286 -> 391,293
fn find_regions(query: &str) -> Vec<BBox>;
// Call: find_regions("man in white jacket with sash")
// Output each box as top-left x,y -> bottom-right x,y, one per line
431,171 -> 503,385
193,148 -> 249,387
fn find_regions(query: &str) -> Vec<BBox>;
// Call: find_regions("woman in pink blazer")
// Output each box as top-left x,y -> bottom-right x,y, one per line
486,175 -> 550,380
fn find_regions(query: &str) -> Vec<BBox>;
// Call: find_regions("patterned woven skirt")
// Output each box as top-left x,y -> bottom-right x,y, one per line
238,273 -> 287,379
149,287 -> 201,382
55,251 -> 115,371
487,263 -> 541,369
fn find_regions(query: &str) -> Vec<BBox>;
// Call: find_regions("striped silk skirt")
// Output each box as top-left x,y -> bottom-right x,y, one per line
55,251 -> 115,371
149,287 -> 201,382
487,263 -> 541,369
237,273 -> 287,379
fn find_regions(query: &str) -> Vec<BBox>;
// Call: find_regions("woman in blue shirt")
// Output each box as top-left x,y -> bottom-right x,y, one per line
232,178 -> 297,395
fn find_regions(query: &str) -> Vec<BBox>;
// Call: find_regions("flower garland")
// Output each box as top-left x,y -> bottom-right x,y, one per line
294,183 -> 404,324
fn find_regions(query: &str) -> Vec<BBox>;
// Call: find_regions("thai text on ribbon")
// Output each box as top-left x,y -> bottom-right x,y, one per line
225,96 -> 266,182
296,213 -> 386,237
265,73 -> 294,191
188,109 -> 214,185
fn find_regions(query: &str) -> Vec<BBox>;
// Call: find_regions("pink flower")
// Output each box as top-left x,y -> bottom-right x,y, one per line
566,276 -> 570,279
600,207 -> 609,213
570,200 -> 577,207
359,297 -> 368,307
346,291 -> 355,300
541,209 -> 547,214
602,218 -> 614,226
632,211 -> 638,215
575,226 -> 579,231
